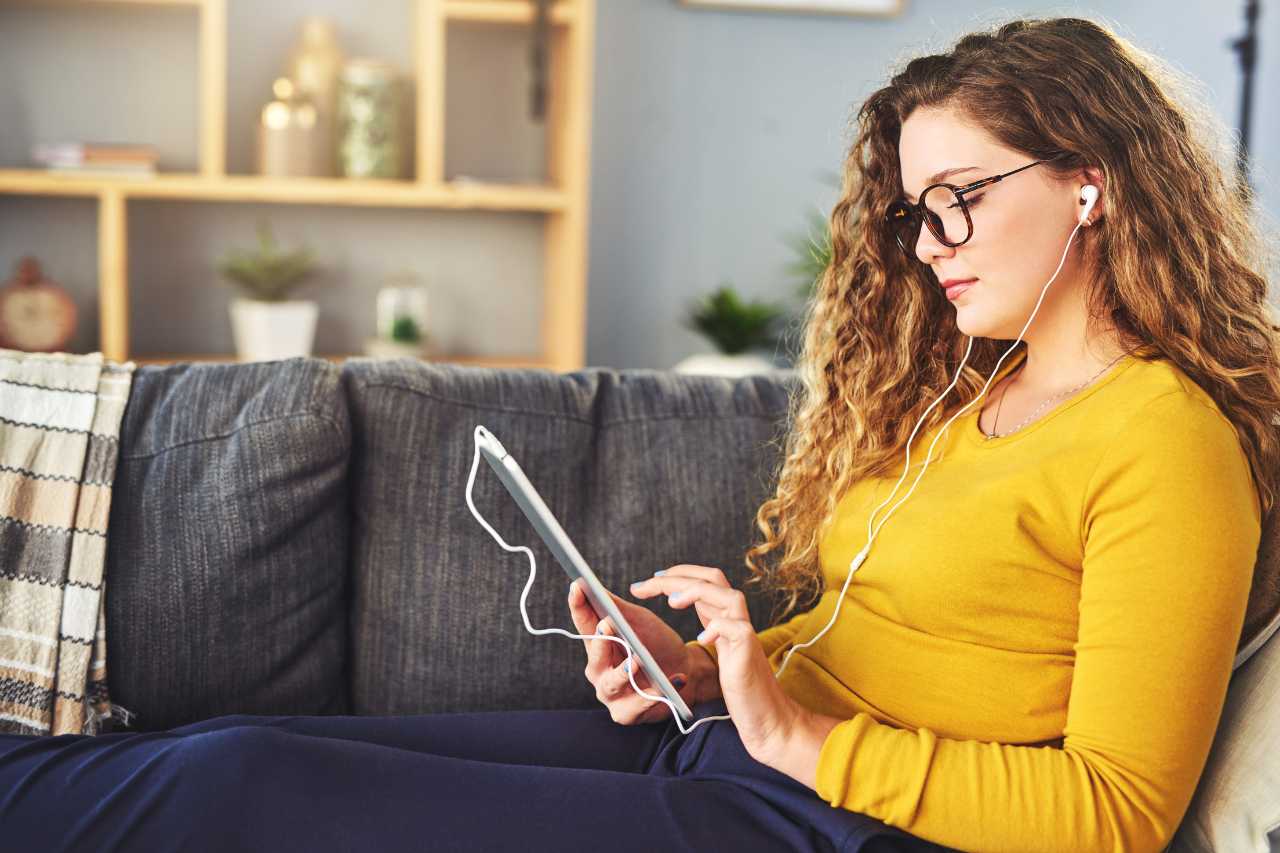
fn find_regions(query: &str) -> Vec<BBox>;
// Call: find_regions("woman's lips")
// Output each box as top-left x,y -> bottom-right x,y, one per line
944,279 -> 977,300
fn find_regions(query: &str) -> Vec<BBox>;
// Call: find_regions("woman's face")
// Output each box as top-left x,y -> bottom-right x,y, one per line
896,106 -> 1097,340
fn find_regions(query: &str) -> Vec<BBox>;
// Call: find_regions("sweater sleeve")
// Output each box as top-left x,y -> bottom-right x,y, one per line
813,392 -> 1262,853
686,608 -> 811,667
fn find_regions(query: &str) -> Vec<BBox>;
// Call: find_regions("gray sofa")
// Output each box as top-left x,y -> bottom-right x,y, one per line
102,357 -> 1280,852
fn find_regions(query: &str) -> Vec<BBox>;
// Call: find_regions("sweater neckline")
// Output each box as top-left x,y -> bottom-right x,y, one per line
962,347 -> 1141,448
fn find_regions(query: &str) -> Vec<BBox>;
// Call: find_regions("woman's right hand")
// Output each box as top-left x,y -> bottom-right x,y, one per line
568,578 -> 702,725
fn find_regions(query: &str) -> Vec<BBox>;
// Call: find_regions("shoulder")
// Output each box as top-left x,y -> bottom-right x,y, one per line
1099,355 -> 1239,446
1084,355 -> 1259,520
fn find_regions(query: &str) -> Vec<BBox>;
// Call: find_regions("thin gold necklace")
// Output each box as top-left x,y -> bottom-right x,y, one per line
984,350 -> 1131,440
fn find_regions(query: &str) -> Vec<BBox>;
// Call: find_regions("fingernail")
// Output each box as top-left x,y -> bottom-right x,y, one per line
697,629 -> 710,643
629,582 -> 642,592
623,659 -> 630,674
672,676 -> 686,688
653,569 -> 667,576
669,592 -> 685,605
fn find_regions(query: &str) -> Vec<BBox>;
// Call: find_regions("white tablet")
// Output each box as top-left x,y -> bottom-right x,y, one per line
475,425 -> 696,723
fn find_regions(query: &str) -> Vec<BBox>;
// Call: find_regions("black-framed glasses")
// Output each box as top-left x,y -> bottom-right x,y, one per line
884,160 -> 1045,260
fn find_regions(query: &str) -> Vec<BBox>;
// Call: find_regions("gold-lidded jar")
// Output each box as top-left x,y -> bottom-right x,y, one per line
337,58 -> 406,180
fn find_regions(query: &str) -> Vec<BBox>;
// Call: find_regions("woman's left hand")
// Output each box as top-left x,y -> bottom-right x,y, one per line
628,564 -> 809,769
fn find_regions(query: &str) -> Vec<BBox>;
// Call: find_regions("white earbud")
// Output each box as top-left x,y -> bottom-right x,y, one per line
1079,185 -> 1099,224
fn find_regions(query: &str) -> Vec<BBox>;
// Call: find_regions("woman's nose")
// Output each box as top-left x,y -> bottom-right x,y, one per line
915,223 -> 956,264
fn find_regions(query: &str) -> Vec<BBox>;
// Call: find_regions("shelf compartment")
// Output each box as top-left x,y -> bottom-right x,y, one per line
443,1 -> 575,25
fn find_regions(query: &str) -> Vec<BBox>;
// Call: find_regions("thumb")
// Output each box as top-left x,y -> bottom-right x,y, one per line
607,588 -> 647,616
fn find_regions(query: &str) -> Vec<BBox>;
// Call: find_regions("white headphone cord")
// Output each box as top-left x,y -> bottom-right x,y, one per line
773,212 -> 1089,680
468,200 -> 1092,731
465,429 -> 729,734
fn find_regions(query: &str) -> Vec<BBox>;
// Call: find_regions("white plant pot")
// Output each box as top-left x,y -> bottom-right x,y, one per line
672,352 -> 780,377
229,298 -> 319,362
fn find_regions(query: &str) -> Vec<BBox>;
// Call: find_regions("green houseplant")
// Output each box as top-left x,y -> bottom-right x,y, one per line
218,222 -> 321,362
674,284 -> 788,377
783,205 -> 833,302
363,271 -> 432,361
218,221 -> 317,302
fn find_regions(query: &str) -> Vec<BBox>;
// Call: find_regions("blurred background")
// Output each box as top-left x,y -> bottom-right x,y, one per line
0,0 -> 1274,373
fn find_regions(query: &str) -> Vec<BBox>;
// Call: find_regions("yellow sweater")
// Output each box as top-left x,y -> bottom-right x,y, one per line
691,348 -> 1261,853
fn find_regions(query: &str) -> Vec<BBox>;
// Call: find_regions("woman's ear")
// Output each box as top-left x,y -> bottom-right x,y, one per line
1080,165 -> 1107,225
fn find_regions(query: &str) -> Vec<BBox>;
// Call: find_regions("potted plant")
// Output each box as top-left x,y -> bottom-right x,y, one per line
783,204 -> 833,303
363,273 -> 432,360
775,175 -> 840,366
218,222 -> 320,362
673,284 -> 787,377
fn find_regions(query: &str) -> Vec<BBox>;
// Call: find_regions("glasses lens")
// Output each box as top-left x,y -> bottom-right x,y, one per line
885,201 -> 920,259
921,185 -> 970,247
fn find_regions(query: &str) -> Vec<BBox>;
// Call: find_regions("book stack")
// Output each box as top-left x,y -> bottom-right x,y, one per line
32,143 -> 158,176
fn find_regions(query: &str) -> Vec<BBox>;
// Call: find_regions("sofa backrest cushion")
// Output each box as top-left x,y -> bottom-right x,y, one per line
106,359 -> 351,729
1169,623 -> 1280,852
342,360 -> 794,714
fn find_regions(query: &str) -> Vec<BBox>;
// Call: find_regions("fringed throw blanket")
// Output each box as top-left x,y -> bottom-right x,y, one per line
0,348 -> 135,735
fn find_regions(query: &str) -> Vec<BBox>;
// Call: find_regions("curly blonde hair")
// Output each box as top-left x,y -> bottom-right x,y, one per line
744,16 -> 1280,621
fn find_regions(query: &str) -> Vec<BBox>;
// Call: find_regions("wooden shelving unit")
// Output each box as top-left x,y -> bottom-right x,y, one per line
0,0 -> 594,371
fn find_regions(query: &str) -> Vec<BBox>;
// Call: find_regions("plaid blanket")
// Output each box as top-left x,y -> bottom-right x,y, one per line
0,348 -> 135,735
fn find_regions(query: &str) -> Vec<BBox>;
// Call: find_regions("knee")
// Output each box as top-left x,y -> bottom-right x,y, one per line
204,713 -> 276,729
168,713 -> 277,736
174,724 -> 291,775
160,727 -> 294,848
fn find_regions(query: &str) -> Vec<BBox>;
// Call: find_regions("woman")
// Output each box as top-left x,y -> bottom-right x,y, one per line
5,16 -> 1278,853
578,15 -> 1279,852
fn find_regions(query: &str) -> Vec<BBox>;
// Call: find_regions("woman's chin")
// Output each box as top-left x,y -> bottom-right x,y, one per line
953,307 -> 988,337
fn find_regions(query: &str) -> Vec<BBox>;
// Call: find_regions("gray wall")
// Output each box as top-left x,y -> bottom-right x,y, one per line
2,1 -> 1276,367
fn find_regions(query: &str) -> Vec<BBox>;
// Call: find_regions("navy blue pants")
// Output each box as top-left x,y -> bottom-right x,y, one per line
0,699 -> 955,852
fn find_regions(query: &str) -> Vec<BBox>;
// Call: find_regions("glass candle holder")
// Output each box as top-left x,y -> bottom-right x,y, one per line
373,275 -> 427,348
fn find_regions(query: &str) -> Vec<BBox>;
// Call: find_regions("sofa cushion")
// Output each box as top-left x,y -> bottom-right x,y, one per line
342,360 -> 794,715
1169,619 -> 1280,852
106,358 -> 351,729
1235,494 -> 1280,669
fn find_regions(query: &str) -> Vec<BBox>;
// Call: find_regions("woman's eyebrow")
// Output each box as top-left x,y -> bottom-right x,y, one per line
904,166 -> 980,201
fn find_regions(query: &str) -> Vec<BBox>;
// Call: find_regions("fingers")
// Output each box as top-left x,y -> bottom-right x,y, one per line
568,580 -> 614,676
629,563 -> 747,617
595,617 -> 624,670
644,564 -> 731,588
595,655 -> 650,703
597,652 -> 690,706
694,616 -> 755,647
612,691 -> 681,726
567,579 -> 597,634
568,580 -> 599,646
571,577 -> 696,727
598,662 -> 691,725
